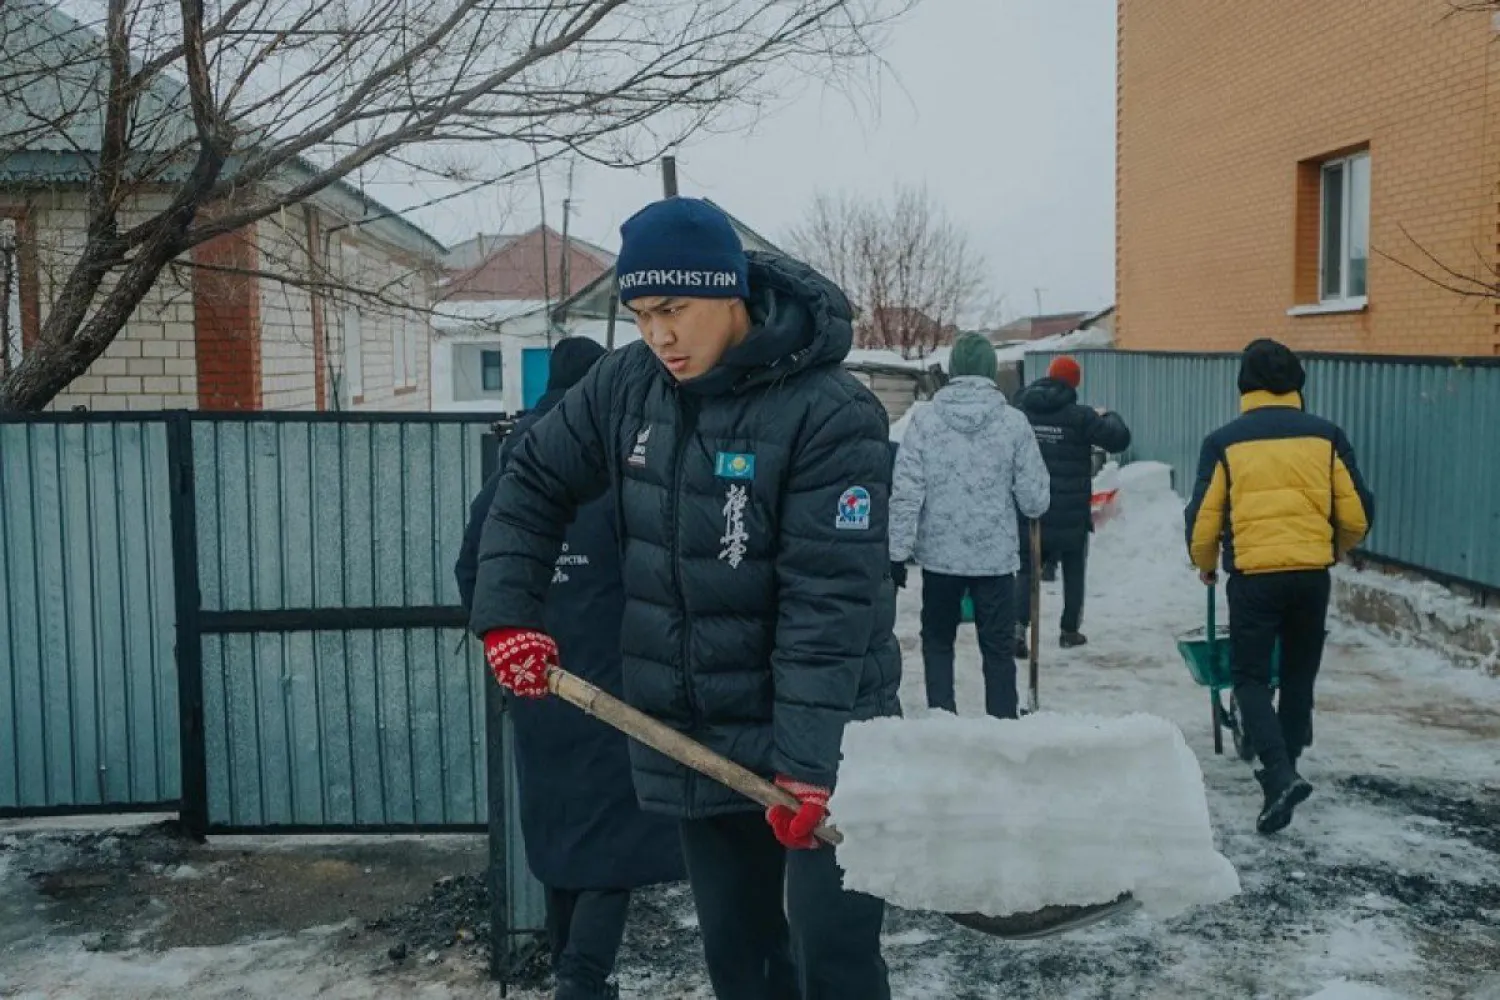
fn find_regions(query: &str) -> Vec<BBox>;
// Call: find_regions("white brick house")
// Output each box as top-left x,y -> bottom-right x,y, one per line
0,1 -> 447,412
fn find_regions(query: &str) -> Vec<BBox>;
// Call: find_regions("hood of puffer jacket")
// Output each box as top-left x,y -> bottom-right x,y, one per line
931,376 -> 1010,434
1016,376 -> 1078,415
677,251 -> 854,396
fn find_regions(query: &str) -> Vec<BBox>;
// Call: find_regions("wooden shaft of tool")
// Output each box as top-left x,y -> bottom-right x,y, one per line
1028,519 -> 1042,714
546,667 -> 844,846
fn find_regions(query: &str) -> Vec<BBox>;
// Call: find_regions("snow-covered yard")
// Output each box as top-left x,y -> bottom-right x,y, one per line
2,464 -> 1497,999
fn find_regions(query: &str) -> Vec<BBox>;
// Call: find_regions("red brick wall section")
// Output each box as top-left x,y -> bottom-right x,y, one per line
193,225 -> 262,410
1,205 -> 41,354
1117,0 -> 1500,356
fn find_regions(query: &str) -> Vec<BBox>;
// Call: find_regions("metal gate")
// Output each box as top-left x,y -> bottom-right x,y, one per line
172,413 -> 492,832
0,416 -> 180,817
3,410 -> 547,970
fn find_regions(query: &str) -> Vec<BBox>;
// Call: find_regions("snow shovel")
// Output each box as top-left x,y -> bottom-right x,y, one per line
545,667 -> 1138,939
1027,519 -> 1042,715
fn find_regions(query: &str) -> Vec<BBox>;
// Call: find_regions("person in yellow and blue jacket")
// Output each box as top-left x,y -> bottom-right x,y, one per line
1185,339 -> 1373,836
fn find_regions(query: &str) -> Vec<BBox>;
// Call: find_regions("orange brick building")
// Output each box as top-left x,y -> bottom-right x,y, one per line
1117,1 -> 1500,356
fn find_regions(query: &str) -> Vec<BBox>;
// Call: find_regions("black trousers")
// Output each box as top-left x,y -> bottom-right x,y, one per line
1016,541 -> 1088,634
546,886 -> 631,990
1227,570 -> 1330,775
678,812 -> 890,1000
921,571 -> 1018,719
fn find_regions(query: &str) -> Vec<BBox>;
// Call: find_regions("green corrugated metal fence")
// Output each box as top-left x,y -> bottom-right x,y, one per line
1025,349 -> 1500,592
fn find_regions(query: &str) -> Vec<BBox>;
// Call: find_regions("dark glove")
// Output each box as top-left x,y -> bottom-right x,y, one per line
890,561 -> 908,590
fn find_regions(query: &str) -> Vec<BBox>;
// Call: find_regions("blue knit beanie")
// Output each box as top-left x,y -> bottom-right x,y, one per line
616,198 -> 749,304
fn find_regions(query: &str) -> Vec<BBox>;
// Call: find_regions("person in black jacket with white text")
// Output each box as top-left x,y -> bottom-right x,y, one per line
456,338 -> 684,1000
470,198 -> 899,1000
1014,355 -> 1131,652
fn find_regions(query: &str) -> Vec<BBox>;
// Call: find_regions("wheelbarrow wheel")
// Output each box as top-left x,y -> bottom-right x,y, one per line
1229,693 -> 1256,762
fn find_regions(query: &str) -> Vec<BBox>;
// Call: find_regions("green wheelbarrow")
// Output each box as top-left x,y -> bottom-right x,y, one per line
1175,584 -> 1280,759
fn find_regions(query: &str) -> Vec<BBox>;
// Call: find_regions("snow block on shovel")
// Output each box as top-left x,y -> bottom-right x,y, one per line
829,713 -> 1240,920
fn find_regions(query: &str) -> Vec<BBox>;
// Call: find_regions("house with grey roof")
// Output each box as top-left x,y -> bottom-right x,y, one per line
0,0 -> 448,411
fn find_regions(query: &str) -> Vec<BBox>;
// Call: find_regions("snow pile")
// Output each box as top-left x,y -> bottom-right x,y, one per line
1115,459 -> 1173,496
845,347 -> 951,371
888,401 -> 928,444
830,712 -> 1240,919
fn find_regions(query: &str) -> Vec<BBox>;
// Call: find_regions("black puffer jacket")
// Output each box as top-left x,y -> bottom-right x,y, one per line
456,369 -> 683,890
1015,377 -> 1132,552
470,252 -> 902,819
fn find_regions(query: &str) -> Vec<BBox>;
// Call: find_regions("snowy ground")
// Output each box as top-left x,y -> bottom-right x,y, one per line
2,463 -> 1498,999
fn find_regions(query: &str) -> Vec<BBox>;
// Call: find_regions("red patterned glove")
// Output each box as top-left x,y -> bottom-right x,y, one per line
765,776 -> 831,850
483,628 -> 558,699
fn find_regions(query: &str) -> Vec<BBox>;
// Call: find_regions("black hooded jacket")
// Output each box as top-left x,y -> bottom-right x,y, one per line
1015,377 -> 1132,552
456,336 -> 684,889
470,252 -> 902,819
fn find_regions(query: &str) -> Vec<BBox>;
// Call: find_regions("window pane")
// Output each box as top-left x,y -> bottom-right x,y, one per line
1321,162 -> 1345,300
1,219 -> 21,374
392,316 -> 409,388
345,308 -> 363,397
481,350 -> 502,391
1347,153 -> 1370,298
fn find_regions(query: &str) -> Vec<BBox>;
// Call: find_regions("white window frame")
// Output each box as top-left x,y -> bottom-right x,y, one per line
1315,151 -> 1370,310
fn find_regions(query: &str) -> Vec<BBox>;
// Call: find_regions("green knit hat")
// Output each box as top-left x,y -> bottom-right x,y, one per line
948,333 -> 997,381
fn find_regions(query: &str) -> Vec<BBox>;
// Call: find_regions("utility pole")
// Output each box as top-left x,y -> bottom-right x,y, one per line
560,161 -> 575,300
535,153 -> 553,347
1033,287 -> 1045,316
662,155 -> 679,198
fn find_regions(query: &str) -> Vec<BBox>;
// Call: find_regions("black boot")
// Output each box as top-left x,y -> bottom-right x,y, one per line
1059,631 -> 1088,649
1254,767 -> 1313,835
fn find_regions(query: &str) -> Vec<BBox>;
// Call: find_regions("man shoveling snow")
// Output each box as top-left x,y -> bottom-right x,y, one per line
473,199 -> 1247,1000
472,198 -> 900,1000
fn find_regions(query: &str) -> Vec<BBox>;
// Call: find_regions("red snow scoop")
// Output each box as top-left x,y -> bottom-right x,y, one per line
545,667 -> 1138,940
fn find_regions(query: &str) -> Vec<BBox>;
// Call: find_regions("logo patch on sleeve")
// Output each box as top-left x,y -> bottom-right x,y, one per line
714,452 -> 756,481
835,486 -> 872,530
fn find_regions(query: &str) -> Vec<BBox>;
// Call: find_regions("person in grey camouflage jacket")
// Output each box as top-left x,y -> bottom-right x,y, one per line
890,333 -> 1050,718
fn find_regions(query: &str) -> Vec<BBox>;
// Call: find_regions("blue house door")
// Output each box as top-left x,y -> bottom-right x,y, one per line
521,348 -> 551,410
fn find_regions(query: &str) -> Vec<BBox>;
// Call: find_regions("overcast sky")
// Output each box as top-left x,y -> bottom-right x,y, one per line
407,0 -> 1117,322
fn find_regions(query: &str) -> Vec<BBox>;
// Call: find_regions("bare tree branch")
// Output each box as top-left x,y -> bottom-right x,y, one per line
0,0 -> 916,410
788,183 -> 990,359
1376,223 -> 1500,305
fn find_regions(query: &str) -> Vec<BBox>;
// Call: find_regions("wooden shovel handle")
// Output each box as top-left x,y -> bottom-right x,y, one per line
545,667 -> 844,846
